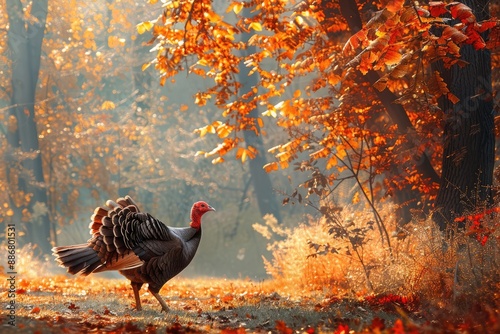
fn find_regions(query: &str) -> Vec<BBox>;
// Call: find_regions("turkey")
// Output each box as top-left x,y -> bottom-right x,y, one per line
52,196 -> 215,312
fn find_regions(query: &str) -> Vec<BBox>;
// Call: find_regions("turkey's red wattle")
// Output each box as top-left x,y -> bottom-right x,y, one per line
190,201 -> 215,229
190,212 -> 202,229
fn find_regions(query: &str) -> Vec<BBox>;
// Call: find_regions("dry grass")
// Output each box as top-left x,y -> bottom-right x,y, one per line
254,205 -> 500,323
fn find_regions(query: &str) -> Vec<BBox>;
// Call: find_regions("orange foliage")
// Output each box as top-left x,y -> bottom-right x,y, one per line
141,0 -> 498,210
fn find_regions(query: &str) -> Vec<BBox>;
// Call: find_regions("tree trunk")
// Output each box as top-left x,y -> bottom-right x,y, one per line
6,0 -> 52,254
433,0 -> 494,230
238,7 -> 282,223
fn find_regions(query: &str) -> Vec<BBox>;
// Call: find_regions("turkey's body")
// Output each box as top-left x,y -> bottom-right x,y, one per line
52,196 -> 214,312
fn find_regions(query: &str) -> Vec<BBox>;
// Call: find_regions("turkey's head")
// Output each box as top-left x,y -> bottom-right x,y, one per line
190,201 -> 215,229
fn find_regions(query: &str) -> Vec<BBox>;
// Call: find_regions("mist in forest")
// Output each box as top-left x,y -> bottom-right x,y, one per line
0,0 -> 322,280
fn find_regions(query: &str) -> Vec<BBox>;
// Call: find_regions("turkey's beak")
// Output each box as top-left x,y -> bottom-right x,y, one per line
208,205 -> 216,212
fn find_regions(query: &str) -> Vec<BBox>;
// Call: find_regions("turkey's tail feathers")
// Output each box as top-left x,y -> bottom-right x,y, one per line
53,196 -> 141,275
87,195 -> 140,255
89,195 -> 140,237
52,244 -> 102,275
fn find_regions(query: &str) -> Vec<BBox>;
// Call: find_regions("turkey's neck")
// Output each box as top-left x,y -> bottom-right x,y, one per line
190,211 -> 202,229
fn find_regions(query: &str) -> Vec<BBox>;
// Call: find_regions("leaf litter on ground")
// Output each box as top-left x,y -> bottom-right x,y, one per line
1,273 -> 498,333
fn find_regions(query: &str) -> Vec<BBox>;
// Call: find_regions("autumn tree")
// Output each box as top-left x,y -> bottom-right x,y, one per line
143,0 -> 498,233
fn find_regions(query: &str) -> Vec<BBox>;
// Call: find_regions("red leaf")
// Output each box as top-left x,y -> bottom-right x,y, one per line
221,294 -> 234,303
67,303 -> 80,310
382,0 -> 404,13
31,306 -> 41,314
334,324 -> 349,334
476,20 -> 498,33
479,235 -> 489,246
465,26 -> 486,50
448,2 -> 476,24
275,320 -> 293,334
441,26 -> 468,44
221,329 -> 246,334
343,30 -> 367,54
54,315 -> 65,324
429,1 -> 448,17
166,322 -> 186,334
391,319 -> 405,334
370,317 -> 386,330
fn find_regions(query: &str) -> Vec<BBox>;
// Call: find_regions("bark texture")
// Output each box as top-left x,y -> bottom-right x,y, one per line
433,0 -> 494,230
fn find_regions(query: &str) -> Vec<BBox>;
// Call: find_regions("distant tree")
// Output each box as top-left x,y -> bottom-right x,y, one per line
5,0 -> 51,254
238,6 -> 282,223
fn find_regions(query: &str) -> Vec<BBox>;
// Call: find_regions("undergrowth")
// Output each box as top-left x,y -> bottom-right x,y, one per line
253,204 -> 500,324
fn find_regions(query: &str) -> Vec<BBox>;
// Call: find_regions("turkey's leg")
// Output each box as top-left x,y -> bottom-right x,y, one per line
149,288 -> 170,312
130,282 -> 144,311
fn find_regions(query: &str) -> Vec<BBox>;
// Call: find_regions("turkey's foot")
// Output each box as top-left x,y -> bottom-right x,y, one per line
131,282 -> 143,311
150,290 -> 170,313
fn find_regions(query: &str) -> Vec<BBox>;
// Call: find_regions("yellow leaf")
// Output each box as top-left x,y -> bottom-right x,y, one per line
180,104 -> 189,112
279,160 -> 289,169
249,22 -> 262,31
101,101 -> 115,110
352,192 -> 360,204
195,151 -> 205,157
6,208 -> 14,216
137,21 -> 154,34
257,117 -> 264,128
216,124 -> 232,138
212,157 -> 225,164
262,109 -> 277,118
310,147 -> 330,159
107,36 -> 125,48
263,162 -> 279,173
326,155 -> 338,169
197,58 -> 209,67
236,147 -> 245,159
246,145 -> 257,158
160,76 -> 167,86
328,73 -> 341,86
336,147 -> 347,159
293,90 -> 301,98
142,62 -> 151,71
196,126 -> 208,137
204,11 -> 222,23
232,2 -> 244,14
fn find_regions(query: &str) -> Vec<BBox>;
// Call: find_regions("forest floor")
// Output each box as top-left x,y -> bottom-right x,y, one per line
1,273 -> 499,333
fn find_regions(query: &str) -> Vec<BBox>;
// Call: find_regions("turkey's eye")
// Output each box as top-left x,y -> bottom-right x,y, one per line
201,204 -> 206,207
